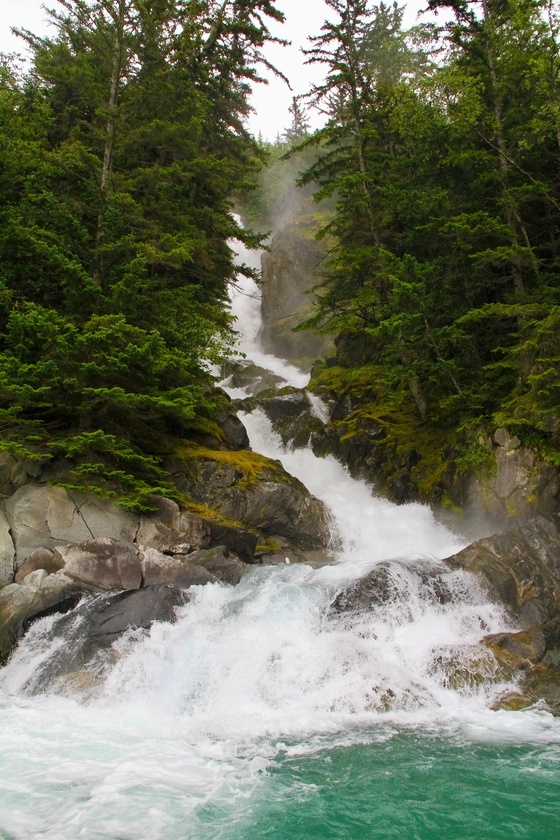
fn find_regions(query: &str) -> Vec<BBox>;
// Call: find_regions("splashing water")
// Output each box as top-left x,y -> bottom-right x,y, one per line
1,240 -> 560,839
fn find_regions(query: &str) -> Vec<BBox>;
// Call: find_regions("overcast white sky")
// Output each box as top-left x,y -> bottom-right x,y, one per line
0,0 -> 425,139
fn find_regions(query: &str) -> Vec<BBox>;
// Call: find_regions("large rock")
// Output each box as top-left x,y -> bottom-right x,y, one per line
21,586 -> 189,693
257,387 -> 324,449
53,538 -> 143,592
445,516 -> 560,626
135,516 -> 211,555
221,359 -> 286,396
203,519 -> 258,563
0,574 -> 81,663
2,485 -> 219,577
171,451 -> 332,551
140,545 -> 218,587
4,486 -> 139,567
14,548 -> 64,583
329,558 -> 455,616
183,545 -> 247,586
445,516 -> 560,713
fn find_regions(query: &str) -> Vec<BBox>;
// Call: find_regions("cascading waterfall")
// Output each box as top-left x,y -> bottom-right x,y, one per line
1,241 -> 560,840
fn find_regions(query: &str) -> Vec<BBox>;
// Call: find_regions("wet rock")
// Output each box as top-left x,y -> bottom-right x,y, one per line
140,545 -> 218,587
23,586 -> 189,692
53,538 -> 143,592
15,548 -> 64,583
257,387 -> 324,449
215,395 -> 251,450
170,453 -> 332,551
259,387 -> 311,419
82,586 -> 188,642
0,574 -> 81,663
182,545 -> 247,586
222,360 -> 285,395
483,627 -> 546,670
203,520 -> 258,563
330,559 -> 454,615
445,516 -> 560,626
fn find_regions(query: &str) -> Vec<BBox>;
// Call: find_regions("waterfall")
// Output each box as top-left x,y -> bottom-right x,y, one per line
1,239 -> 559,840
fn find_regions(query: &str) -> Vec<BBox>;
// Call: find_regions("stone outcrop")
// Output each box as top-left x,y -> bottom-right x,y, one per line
0,574 -> 82,663
4,485 -> 139,567
326,518 -> 560,712
260,224 -> 327,361
0,480 -> 266,664
457,428 -> 560,526
444,516 -> 560,711
255,386 -> 324,449
445,516 -> 560,626
170,449 -> 332,551
21,585 -> 190,694
221,359 -> 286,396
329,558 -> 455,616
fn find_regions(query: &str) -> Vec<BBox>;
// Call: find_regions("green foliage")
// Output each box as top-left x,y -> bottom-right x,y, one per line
0,1 -> 286,508
283,0 -> 560,490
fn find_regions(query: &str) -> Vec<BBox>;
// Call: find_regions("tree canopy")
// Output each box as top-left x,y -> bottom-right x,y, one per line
0,0 -> 284,509
241,0 -> 560,499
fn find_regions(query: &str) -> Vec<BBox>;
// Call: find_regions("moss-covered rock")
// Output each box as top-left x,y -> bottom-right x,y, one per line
169,444 -> 332,551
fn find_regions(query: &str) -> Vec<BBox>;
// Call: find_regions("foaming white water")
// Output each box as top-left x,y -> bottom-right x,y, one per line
229,239 -> 309,388
240,408 -> 464,571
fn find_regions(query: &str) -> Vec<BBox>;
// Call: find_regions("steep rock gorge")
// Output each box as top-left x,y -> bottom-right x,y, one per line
260,220 -> 327,362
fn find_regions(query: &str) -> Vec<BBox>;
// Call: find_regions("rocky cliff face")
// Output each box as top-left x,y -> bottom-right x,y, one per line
260,222 -> 327,362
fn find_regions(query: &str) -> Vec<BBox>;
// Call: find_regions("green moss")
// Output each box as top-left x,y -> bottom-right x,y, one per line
255,537 -> 282,554
184,499 -> 257,533
310,365 -> 381,401
177,442 -> 289,491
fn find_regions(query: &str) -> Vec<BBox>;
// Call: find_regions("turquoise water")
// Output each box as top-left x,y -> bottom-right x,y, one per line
223,731 -> 560,840
2,703 -> 559,840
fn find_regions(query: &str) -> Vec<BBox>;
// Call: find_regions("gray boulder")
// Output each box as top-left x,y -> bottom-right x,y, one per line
329,558 -> 455,616
136,515 -> 211,555
0,574 -> 81,662
221,360 -> 286,395
445,516 -> 560,626
445,516 -> 560,713
171,452 -> 332,552
257,387 -> 324,449
15,548 -> 64,583
53,538 -> 143,592
4,486 -> 139,567
139,545 -> 218,587
183,545 -> 247,586
21,585 -> 189,693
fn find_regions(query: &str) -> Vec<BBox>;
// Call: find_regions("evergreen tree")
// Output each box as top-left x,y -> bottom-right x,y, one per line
0,0 -> 285,509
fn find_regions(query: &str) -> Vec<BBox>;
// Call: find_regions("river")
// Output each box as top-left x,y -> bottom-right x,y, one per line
0,246 -> 559,839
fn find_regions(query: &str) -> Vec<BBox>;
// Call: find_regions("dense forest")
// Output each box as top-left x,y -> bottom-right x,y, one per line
244,0 -> 560,502
2,0 -> 560,512
0,0 -> 283,510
